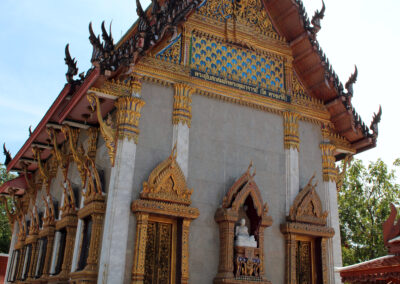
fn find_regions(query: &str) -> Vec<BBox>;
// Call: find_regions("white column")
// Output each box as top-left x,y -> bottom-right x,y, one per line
97,83 -> 145,284
285,148 -> 299,215
323,180 -> 342,284
172,83 -> 193,178
98,139 -> 138,284
320,143 -> 342,284
172,123 -> 190,178
283,112 -> 300,215
4,221 -> 18,283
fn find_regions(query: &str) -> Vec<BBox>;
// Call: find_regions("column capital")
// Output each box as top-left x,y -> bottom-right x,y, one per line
320,143 -> 337,182
283,111 -> 301,151
115,96 -> 146,143
173,83 -> 194,127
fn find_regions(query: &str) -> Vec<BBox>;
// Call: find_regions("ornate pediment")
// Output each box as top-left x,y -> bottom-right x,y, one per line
140,146 -> 193,205
288,174 -> 328,226
197,0 -> 283,41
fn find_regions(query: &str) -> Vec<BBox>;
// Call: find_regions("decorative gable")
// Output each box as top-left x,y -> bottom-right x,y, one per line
288,174 -> 328,226
140,145 -> 193,205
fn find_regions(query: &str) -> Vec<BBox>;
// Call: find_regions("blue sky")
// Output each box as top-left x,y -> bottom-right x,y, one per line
0,0 -> 399,167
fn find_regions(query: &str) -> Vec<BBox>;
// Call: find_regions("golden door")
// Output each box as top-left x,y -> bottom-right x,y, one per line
144,216 -> 177,284
296,236 -> 318,284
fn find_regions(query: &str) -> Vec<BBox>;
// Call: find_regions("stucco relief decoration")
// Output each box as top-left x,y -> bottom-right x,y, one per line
156,34 -> 182,64
214,162 -> 272,284
141,145 -> 193,205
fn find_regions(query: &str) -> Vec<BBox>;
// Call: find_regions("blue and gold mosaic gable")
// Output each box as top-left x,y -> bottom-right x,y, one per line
156,34 -> 182,64
189,32 -> 289,102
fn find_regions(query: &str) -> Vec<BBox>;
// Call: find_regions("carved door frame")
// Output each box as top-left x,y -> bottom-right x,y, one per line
131,147 -> 199,284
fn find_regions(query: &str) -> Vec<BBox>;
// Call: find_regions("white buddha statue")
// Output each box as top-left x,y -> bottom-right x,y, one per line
235,218 -> 257,247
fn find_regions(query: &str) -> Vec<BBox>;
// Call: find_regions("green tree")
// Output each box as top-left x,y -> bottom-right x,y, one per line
0,164 -> 15,253
339,158 -> 400,266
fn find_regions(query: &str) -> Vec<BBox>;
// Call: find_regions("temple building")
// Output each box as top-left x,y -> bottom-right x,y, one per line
0,0 -> 381,283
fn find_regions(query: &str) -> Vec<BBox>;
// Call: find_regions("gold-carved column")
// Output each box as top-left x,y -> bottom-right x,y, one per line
283,233 -> 296,284
97,75 -> 146,284
41,225 -> 55,279
131,212 -> 149,283
283,111 -> 300,216
320,142 -> 342,284
172,83 -> 193,178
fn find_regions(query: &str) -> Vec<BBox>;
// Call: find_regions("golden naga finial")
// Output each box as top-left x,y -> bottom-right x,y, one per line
42,195 -> 56,226
87,92 -> 116,165
336,154 -> 353,192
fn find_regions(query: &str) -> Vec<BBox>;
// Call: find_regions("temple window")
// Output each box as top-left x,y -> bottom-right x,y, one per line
280,175 -> 334,284
131,146 -> 199,284
34,236 -> 48,278
214,162 -> 273,284
77,216 -> 93,271
7,249 -> 19,282
52,228 -> 67,275
21,243 -> 32,280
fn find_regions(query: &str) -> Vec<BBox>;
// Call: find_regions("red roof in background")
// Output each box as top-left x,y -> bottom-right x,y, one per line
0,176 -> 26,196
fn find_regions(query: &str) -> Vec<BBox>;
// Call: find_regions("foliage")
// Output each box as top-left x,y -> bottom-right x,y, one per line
0,164 -> 15,253
339,158 -> 400,266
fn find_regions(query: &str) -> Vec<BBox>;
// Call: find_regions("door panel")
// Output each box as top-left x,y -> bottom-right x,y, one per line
144,217 -> 176,284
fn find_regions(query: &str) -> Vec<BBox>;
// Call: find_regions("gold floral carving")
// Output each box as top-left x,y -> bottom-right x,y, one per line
281,175 -> 334,284
283,112 -> 301,151
320,143 -> 337,182
87,93 -> 117,165
115,95 -> 146,143
28,205 -> 40,236
87,127 -> 99,161
197,0 -> 283,41
215,162 -> 272,284
131,147 -> 199,284
141,145 -> 193,205
89,76 -> 142,98
173,83 -> 193,127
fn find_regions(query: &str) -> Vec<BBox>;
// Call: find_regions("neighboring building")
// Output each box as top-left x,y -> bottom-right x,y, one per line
338,204 -> 400,283
0,254 -> 8,284
0,0 -> 381,283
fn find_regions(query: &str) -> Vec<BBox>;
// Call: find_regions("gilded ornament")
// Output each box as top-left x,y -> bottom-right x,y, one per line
283,112 -> 301,151
87,92 -> 117,165
32,147 -> 51,195
61,125 -> 87,187
115,95 -> 146,143
47,127 -> 69,180
141,145 -> 193,205
60,179 -> 76,217
173,83 -> 193,127
336,154 -> 353,192
320,143 -> 337,182
87,127 -> 99,161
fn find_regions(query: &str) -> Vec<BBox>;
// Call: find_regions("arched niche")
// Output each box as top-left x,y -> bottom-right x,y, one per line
131,147 -> 199,284
214,162 -> 272,284
280,174 -> 334,284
